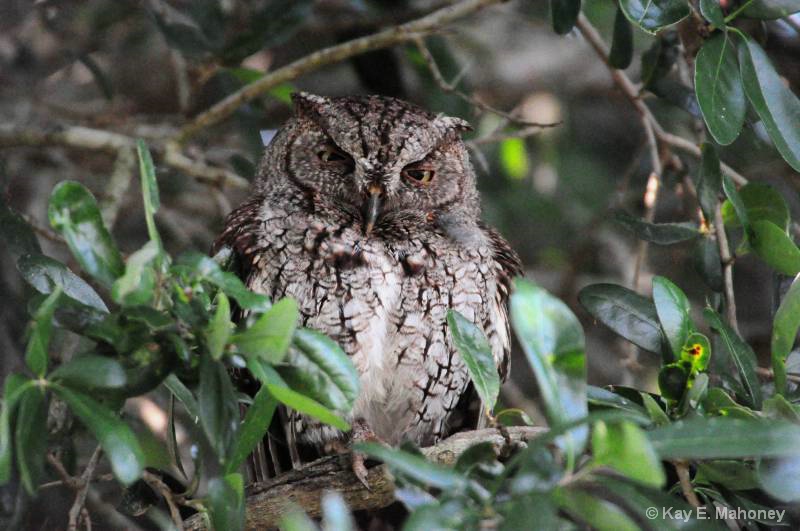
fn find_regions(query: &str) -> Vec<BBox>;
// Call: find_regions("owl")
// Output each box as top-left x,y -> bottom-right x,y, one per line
215,93 -> 521,485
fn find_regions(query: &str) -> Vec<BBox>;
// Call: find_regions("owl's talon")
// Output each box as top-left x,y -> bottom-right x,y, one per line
352,451 -> 371,490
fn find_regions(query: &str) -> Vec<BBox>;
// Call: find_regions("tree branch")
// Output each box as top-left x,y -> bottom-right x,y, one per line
714,202 -> 739,333
184,426 -> 545,530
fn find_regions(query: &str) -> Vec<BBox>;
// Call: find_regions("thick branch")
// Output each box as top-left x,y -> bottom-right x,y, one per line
185,426 -> 545,530
174,0 -> 507,143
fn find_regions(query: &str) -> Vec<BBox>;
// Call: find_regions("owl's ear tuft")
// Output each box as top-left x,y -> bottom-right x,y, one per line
291,92 -> 330,118
434,115 -> 473,134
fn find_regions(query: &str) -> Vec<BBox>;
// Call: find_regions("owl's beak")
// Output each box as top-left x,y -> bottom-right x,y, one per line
363,184 -> 383,236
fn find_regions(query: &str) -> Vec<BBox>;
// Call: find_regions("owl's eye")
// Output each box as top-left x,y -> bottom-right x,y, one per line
317,146 -> 350,164
403,167 -> 435,185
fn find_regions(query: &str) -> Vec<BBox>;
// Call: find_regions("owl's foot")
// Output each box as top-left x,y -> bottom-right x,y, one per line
327,419 -> 385,490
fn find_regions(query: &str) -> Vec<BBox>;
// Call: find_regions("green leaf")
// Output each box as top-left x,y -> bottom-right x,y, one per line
652,276 -> 692,361
111,241 -> 159,306
609,7 -> 634,69
699,0 -> 726,27
53,384 -> 144,484
233,298 -> 297,363
578,283 -> 663,354
207,293 -> 232,360
51,355 -> 128,393
737,34 -> 800,172
658,362 -> 690,401
14,386 -> 47,494
321,491 -> 355,531
0,375 -> 32,484
177,253 -> 271,311
771,273 -> 800,395
619,0 -> 690,34
226,384 -> 277,474
649,417 -> 800,459
555,486 -> 639,531
208,473 -> 245,531
679,332 -> 711,374
640,393 -> 670,425
448,310 -> 500,411
721,174 -> 750,238
550,0 -> 581,35
511,279 -> 587,464
592,420 -> 665,487
742,0 -> 800,19
136,140 -> 162,249
586,386 -> 650,424
17,254 -> 108,312
614,211 -> 699,245
750,220 -> 800,276
499,138 -> 529,180
248,360 -> 350,431
697,143 -> 722,222
696,460 -> 759,490
356,442 -> 466,490
704,308 -> 762,409
695,32 -> 746,145
198,355 -> 239,460
693,237 -> 723,292
164,374 -> 200,422
721,182 -> 790,231
0,199 -> 41,259
48,181 -> 124,287
757,456 -> 800,502
24,288 -> 61,377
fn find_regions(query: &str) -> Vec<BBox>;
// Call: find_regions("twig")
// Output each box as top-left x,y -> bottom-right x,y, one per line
714,202 -> 739,333
68,445 -> 103,531
467,125 -> 554,147
142,470 -> 184,530
674,460 -> 701,508
413,36 -> 560,129
184,426 -> 546,530
20,212 -> 64,244
173,0 -> 508,144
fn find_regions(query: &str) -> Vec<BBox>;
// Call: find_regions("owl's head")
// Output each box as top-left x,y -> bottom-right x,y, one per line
258,93 -> 480,236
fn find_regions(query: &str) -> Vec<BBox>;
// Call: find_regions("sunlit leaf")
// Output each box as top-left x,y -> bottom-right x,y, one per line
771,273 -> 800,395
592,420 -> 665,487
750,220 -> 800,276
111,241 -> 159,306
208,473 -> 245,531
17,254 -> 108,312
233,298 -> 297,363
499,138 -> 529,180
679,332 -> 711,374
136,140 -> 162,251
207,293 -> 232,361
448,310 -> 500,410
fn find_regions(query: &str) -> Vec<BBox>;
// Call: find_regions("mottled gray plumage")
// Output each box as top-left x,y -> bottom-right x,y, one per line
216,93 -> 520,476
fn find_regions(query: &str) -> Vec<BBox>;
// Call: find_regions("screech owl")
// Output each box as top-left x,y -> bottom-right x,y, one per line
215,93 -> 521,484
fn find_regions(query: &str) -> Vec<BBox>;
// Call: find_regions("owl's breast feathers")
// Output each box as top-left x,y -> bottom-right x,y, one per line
214,197 -> 521,445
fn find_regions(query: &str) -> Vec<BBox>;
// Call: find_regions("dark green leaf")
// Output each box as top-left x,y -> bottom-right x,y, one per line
703,387 -> 759,419
207,293 -> 232,360
695,32 -> 746,145
198,355 -> 239,460
619,0 -> 690,34
614,211 -> 699,245
652,276 -> 693,360
248,360 -> 350,431
696,460 -> 759,490
704,308 -> 762,409
771,273 -> 800,395
550,0 -> 581,35
17,254 -> 108,312
699,0 -> 726,27
53,385 -> 144,484
591,420 -> 665,487
721,174 -> 750,240
136,140 -> 162,249
555,486 -> 639,531
751,220 -> 800,275
0,199 -> 41,259
24,288 -> 61,377
640,34 -> 679,88
0,375 -> 32,484
289,327 -> 360,407
658,362 -> 690,401
742,0 -> 800,19
587,386 -> 650,424
164,374 -> 200,421
640,393 -> 670,425
177,253 -> 271,311
321,491 -> 355,531
737,34 -> 800,172
693,237 -> 724,292
233,298 -> 297,362
578,283 -> 663,354
511,279 -> 587,462
48,181 -> 123,287
757,456 -> 800,502
650,417 -> 800,458
356,442 -> 466,490
697,143 -> 722,222
208,473 -> 245,531
226,384 -> 277,474
448,310 -> 500,410
15,386 -> 47,494
721,182 -> 790,231
111,241 -> 159,306
51,355 -> 128,393
609,7 -> 634,69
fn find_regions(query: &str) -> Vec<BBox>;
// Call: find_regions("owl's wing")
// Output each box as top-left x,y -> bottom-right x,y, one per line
212,194 -> 267,285
479,222 -> 523,381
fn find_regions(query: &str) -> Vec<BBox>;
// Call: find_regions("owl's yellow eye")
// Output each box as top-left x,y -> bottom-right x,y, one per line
317,146 -> 350,164
403,168 -> 435,185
